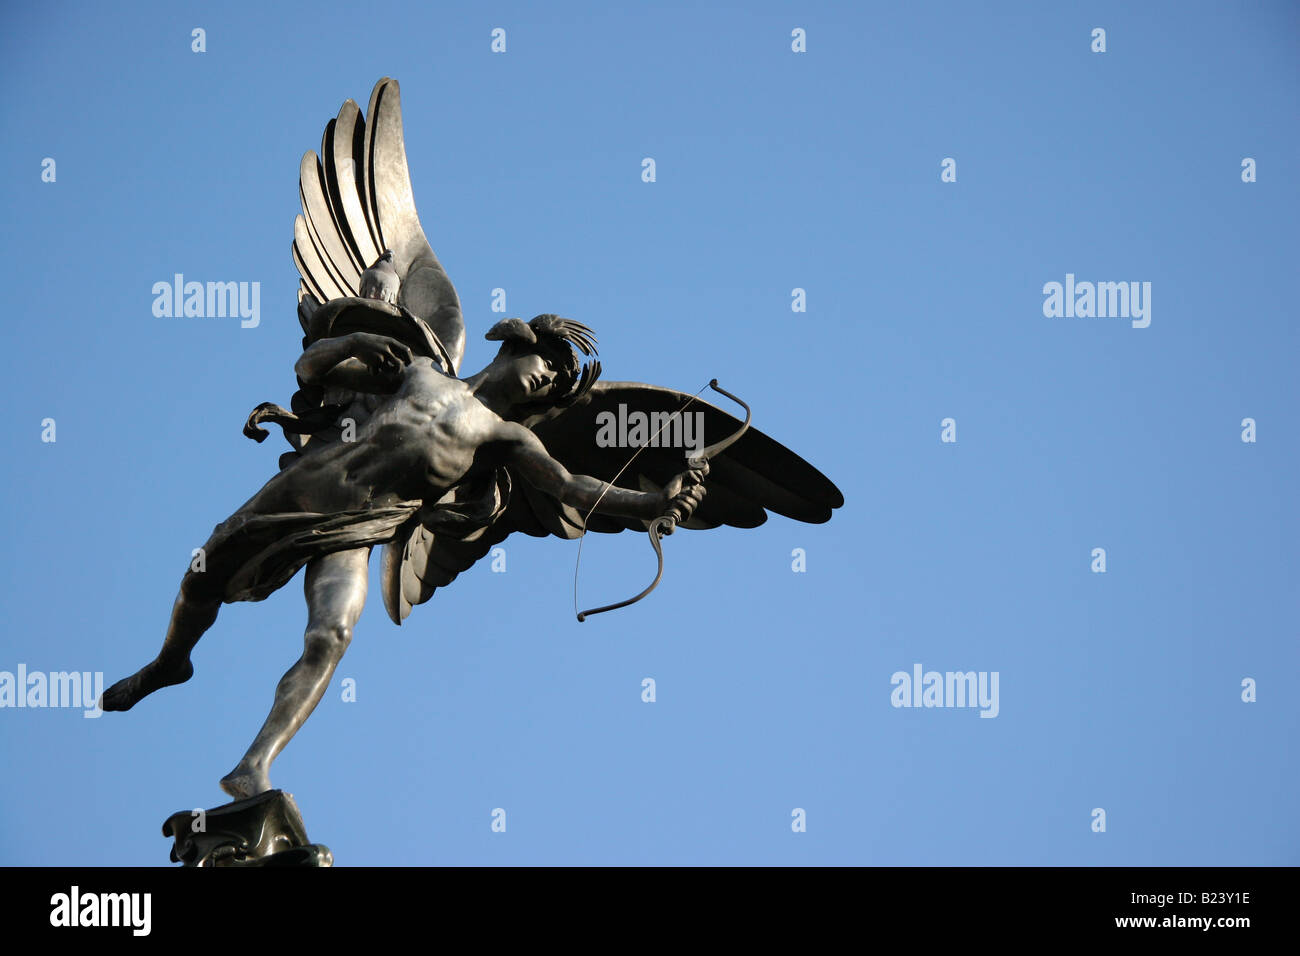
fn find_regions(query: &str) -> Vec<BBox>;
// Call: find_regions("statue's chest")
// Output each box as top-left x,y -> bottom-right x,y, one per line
396,373 -> 485,451
402,365 -> 465,420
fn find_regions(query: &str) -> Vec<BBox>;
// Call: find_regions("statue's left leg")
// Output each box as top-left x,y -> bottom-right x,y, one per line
219,547 -> 370,799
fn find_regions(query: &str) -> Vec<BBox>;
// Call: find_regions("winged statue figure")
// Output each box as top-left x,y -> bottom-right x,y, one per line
102,78 -> 843,800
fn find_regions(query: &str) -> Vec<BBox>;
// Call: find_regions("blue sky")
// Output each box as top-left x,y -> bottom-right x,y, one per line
1,1 -> 1296,865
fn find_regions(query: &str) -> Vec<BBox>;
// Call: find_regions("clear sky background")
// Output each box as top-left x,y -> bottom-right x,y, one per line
1,1 -> 1296,866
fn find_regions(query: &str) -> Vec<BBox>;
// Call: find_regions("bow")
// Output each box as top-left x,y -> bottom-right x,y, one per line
575,379 -> 751,621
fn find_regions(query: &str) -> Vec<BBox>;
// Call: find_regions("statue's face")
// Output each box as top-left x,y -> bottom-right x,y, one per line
499,352 -> 559,405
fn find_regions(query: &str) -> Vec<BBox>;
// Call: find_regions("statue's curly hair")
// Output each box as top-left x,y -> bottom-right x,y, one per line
485,314 -> 601,413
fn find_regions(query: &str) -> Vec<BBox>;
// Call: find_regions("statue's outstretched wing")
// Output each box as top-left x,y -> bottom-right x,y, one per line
380,381 -> 843,623
292,77 -> 466,372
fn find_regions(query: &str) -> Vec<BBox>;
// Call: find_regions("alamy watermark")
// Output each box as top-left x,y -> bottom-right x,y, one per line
50,886 -> 150,935
595,405 -> 705,456
890,663 -> 999,718
1042,273 -> 1150,328
152,274 -> 260,328
0,665 -> 104,717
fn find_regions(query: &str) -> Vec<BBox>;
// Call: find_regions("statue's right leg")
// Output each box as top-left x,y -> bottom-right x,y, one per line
101,568 -> 220,712
219,546 -> 370,799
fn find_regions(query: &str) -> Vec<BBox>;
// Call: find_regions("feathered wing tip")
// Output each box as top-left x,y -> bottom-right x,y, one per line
297,291 -> 321,336
564,357 -> 601,406
292,78 -> 466,373
530,314 -> 598,357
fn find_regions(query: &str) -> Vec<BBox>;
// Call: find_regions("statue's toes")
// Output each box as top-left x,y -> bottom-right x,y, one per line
100,675 -> 139,712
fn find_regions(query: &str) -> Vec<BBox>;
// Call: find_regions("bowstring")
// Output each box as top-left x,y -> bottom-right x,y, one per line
572,382 -> 712,620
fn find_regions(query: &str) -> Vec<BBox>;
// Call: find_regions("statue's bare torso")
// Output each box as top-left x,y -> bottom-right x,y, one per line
242,358 -> 504,516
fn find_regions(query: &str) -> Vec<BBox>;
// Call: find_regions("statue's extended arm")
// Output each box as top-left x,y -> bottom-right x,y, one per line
294,332 -> 414,393
501,426 -> 706,523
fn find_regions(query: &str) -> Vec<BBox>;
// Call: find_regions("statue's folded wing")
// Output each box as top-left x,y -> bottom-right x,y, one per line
292,77 -> 465,372
380,381 -> 844,624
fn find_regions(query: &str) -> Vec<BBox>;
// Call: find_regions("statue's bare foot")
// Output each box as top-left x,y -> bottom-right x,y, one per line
220,761 -> 271,800
101,658 -> 194,712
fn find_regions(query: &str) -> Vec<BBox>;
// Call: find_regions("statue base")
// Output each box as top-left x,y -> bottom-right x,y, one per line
162,789 -> 332,867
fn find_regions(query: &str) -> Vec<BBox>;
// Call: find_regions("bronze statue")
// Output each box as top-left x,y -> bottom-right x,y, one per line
103,78 -> 843,803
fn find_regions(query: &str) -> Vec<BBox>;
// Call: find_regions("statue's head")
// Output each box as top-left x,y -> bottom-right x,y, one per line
484,315 -> 600,415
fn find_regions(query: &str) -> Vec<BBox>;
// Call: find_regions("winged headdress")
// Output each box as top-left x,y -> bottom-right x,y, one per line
279,78 -> 843,625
